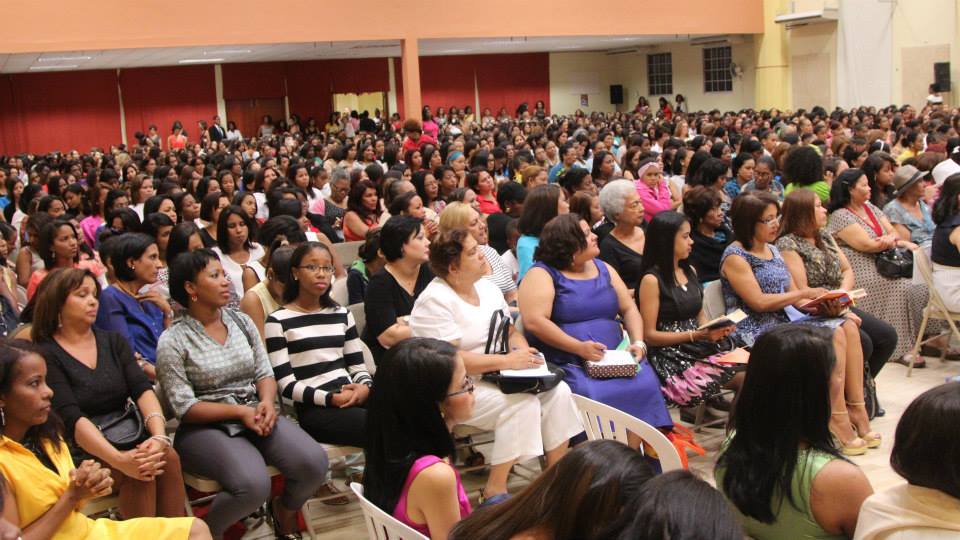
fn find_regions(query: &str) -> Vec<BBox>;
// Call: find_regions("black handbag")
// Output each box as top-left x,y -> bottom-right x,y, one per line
90,398 -> 147,451
875,247 -> 913,279
480,310 -> 564,394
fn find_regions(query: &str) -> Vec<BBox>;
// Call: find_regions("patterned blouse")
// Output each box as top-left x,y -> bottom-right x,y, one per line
156,308 -> 273,420
883,199 -> 935,247
774,232 -> 843,289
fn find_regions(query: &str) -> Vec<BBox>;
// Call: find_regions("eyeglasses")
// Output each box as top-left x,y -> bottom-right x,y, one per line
446,376 -> 475,398
759,215 -> 780,226
297,264 -> 336,275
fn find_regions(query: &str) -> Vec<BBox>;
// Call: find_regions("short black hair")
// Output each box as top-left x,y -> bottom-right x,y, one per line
380,216 -> 423,262
827,168 -> 865,213
257,215 -> 307,246
106,207 -> 142,234
199,191 -> 226,222
166,222 -> 200,264
682,185 -> 722,228
168,248 -> 219,307
496,178 -> 527,211
111,233 -> 156,282
142,212 -> 175,239
891,382 -> 960,500
534,214 -> 586,269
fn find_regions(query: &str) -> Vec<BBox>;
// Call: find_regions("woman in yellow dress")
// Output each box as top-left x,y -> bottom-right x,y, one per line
0,340 -> 210,540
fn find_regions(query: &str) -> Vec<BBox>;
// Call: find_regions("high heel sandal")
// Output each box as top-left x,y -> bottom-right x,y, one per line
847,401 -> 882,449
830,411 -> 868,456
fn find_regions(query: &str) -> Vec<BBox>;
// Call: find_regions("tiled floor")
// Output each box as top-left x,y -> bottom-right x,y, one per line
305,356 -> 960,539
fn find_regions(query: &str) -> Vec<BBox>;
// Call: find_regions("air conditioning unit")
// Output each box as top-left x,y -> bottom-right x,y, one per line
690,35 -> 745,47
774,7 -> 839,29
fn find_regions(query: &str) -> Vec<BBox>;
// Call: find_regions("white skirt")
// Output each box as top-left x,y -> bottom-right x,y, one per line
932,264 -> 960,313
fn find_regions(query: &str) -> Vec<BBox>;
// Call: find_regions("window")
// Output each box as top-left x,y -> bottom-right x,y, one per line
647,53 -> 672,96
703,46 -> 732,93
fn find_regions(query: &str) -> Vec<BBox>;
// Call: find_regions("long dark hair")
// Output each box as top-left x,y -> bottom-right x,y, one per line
450,440 -> 653,540
282,241 -> 336,306
638,211 -> 692,287
0,340 -> 64,451
717,325 -> 843,523
932,173 -> 960,225
363,338 -> 458,514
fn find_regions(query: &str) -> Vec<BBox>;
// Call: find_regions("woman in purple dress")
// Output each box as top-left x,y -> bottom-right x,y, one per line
519,214 -> 672,445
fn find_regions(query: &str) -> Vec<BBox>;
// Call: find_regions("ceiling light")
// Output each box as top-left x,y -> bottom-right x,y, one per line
203,49 -> 252,55
37,55 -> 92,62
29,64 -> 78,70
178,58 -> 224,64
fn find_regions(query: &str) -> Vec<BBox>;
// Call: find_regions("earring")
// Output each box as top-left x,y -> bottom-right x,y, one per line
190,295 -> 198,302
57,314 -> 62,328
1,408 -> 5,427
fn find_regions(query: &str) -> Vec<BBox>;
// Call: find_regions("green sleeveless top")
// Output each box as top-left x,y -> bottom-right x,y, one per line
715,447 -> 845,540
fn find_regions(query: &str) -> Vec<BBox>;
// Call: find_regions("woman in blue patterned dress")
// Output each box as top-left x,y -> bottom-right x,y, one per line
720,192 -> 878,456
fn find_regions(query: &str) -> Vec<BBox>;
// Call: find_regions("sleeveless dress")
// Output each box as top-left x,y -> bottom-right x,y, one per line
393,455 -> 471,537
0,436 -> 194,540
525,259 -> 672,429
720,244 -> 844,347
642,267 -> 737,407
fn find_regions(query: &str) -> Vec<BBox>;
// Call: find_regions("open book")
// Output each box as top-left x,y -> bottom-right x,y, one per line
501,354 -> 552,378
800,289 -> 867,310
697,309 -> 747,331
715,347 -> 750,365
592,349 -> 636,366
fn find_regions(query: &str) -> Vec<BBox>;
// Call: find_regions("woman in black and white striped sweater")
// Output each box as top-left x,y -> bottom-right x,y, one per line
265,241 -> 372,447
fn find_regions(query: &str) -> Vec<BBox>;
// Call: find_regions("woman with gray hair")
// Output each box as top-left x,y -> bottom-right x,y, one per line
598,179 -> 646,291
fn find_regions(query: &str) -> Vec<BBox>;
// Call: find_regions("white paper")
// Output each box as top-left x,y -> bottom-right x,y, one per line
500,361 -> 552,378
594,349 -> 637,366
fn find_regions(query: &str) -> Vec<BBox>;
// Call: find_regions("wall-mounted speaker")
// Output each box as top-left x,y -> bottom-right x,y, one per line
934,62 -> 950,92
610,84 -> 624,105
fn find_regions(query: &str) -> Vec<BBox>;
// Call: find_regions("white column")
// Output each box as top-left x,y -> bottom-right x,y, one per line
116,68 -> 128,146
387,57 -> 398,116
214,64 -> 228,124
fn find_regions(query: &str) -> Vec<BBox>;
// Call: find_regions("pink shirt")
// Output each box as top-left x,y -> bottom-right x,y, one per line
635,180 -> 672,223
393,455 -> 471,537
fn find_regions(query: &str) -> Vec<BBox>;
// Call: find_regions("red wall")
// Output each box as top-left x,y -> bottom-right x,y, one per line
119,65 -> 217,147
0,69 -> 121,155
0,52 -> 548,155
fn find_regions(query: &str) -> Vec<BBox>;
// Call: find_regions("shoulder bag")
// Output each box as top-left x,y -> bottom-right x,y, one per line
480,310 -> 564,394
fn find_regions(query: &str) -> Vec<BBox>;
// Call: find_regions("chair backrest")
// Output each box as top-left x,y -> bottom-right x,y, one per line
349,482 -> 429,540
702,280 -> 725,321
333,240 -> 365,268
331,277 -> 349,306
359,339 -> 376,375
572,394 -> 683,472
349,302 -> 367,336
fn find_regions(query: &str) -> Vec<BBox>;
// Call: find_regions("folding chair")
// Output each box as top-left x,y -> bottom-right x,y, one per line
572,394 -> 683,472
332,241 -> 364,269
331,277 -> 349,306
908,249 -> 960,376
349,482 -> 429,540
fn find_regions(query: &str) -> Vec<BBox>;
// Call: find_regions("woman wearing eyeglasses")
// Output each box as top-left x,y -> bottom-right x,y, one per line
721,192 -> 875,456
265,241 -> 372,448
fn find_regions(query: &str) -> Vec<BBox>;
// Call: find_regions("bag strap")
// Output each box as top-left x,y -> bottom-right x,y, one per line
224,308 -> 256,349
484,309 -> 511,355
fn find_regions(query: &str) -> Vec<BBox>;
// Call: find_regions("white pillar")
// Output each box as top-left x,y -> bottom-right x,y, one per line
214,64 -> 228,124
116,68 -> 128,146
387,57 -> 398,116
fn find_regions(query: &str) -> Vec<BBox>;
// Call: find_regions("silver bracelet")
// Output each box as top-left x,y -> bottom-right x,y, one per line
150,435 -> 173,447
143,412 -> 165,426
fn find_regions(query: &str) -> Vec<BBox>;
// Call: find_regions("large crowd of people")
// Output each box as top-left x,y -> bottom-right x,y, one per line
0,98 -> 959,539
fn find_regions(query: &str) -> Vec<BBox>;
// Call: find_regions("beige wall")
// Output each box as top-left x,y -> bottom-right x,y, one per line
788,23 -> 837,110
890,0 -> 955,106
548,40 -> 758,116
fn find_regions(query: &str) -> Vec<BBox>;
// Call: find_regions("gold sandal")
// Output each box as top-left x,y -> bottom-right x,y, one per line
830,411 -> 868,456
847,402 -> 881,449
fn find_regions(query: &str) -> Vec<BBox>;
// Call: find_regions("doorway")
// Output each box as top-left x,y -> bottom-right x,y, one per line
225,98 -> 285,139
332,92 -> 387,118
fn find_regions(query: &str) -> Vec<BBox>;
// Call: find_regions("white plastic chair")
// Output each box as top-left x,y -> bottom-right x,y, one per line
349,302 -> 367,336
331,277 -> 349,306
702,280 -> 725,321
349,482 -> 429,540
572,394 -> 683,472
908,249 -> 960,376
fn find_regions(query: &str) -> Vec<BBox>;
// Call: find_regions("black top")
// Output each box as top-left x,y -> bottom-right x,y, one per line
362,265 -> 434,363
599,233 -> 643,289
487,212 -> 512,254
932,214 -> 960,267
594,220 -> 615,245
347,267 -> 368,306
199,227 -> 217,248
41,330 -> 153,441
642,266 -> 703,323
689,226 -> 733,283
